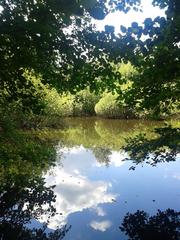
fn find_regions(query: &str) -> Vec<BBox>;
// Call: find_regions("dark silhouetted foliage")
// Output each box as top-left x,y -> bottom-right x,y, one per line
120,209 -> 180,240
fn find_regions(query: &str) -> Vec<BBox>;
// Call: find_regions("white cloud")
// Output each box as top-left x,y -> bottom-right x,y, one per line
42,166 -> 116,229
90,220 -> 112,232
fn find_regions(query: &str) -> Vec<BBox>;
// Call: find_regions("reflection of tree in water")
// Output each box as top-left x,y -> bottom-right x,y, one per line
0,174 -> 70,240
120,209 -> 180,240
123,125 -> 180,168
0,220 -> 69,240
92,147 -> 112,167
0,127 -> 70,239
59,118 -> 162,151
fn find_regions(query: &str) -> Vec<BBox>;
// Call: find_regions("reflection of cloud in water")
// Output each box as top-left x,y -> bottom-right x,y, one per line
109,151 -> 128,167
57,145 -> 128,169
58,145 -> 86,155
56,145 -> 97,175
173,175 -> 180,180
90,220 -> 112,232
43,146 -> 116,229
95,150 -> 128,168
94,206 -> 106,217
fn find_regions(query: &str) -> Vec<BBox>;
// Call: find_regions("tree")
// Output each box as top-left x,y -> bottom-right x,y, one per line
0,0 -> 140,112
118,0 -> 180,116
1,0 -> 179,115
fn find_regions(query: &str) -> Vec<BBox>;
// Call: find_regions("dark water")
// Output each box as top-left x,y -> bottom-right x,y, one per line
1,118 -> 180,239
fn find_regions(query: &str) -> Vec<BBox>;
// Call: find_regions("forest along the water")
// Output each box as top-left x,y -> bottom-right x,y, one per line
0,0 -> 180,239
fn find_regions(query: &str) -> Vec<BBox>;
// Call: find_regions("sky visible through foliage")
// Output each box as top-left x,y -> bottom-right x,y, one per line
94,0 -> 165,32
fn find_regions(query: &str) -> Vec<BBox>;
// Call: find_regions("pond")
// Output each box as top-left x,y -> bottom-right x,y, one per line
1,118 -> 180,239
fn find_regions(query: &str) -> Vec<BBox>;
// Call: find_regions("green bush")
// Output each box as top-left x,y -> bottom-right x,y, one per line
24,73 -> 101,118
95,93 -> 125,118
24,71 -> 75,117
73,89 -> 100,116
44,91 -> 74,117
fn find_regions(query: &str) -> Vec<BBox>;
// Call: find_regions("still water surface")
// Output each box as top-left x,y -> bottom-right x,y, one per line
1,118 -> 179,239
43,118 -> 180,239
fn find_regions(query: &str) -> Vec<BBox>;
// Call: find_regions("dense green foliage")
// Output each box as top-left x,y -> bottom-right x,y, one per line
0,0 -> 179,166
0,0 -> 141,112
0,0 -> 179,118
1,1 -> 180,238
20,62 -> 179,120
95,92 -> 124,118
73,89 -> 100,116
120,0 -> 180,116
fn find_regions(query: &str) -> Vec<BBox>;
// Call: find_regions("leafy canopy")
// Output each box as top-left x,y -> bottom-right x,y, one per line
0,0 -> 140,107
0,0 -> 179,115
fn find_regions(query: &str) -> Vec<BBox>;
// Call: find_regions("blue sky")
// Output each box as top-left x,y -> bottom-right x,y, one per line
93,0 -> 165,32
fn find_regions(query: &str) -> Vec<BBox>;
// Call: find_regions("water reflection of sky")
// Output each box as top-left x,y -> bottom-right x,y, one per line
44,145 -> 180,240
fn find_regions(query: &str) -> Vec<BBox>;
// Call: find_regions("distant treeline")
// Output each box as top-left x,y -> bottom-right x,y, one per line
18,63 -> 178,121
1,63 -> 179,133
